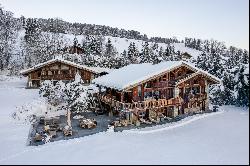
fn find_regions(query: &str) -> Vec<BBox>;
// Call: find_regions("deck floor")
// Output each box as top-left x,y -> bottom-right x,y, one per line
28,110 -> 213,146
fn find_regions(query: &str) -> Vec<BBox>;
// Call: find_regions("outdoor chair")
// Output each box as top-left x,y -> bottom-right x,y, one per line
34,133 -> 43,142
63,125 -> 73,136
48,130 -> 57,138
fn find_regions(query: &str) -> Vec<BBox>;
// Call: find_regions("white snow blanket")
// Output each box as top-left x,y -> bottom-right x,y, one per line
0,76 -> 248,165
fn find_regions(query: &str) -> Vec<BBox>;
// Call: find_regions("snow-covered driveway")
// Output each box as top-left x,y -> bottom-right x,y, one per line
0,77 -> 249,165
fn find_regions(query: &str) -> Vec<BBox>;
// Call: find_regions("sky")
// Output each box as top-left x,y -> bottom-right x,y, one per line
0,0 -> 249,50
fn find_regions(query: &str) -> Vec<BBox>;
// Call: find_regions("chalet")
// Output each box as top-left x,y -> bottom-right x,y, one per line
20,57 -> 111,88
180,52 -> 193,59
68,45 -> 84,54
93,61 -> 220,121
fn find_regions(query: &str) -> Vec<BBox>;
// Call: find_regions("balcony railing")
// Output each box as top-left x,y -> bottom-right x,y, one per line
99,92 -> 207,112
98,94 -> 183,112
41,74 -> 75,80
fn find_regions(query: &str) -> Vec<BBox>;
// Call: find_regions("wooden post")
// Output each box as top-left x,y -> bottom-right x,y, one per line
67,109 -> 71,127
204,79 -> 209,111
121,91 -> 124,103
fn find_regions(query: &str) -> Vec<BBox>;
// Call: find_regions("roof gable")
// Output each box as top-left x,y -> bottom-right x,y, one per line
93,61 -> 221,91
20,58 -> 112,75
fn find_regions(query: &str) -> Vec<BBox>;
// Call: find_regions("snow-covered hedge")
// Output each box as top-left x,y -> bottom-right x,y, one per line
12,98 -> 67,123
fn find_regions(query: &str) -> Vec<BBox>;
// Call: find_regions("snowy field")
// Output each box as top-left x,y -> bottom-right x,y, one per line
0,76 -> 249,165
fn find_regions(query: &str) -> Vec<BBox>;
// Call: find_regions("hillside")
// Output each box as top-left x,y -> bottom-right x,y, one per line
0,6 -> 249,107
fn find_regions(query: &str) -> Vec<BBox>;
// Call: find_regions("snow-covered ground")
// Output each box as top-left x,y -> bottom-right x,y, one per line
0,76 -> 249,165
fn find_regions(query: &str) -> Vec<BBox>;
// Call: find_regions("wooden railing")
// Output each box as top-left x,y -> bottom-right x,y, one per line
98,94 -> 183,111
99,92 -> 207,112
41,74 -> 75,80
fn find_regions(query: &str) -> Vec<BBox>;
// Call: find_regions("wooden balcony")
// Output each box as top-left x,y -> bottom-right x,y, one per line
98,94 -> 182,112
41,74 -> 75,80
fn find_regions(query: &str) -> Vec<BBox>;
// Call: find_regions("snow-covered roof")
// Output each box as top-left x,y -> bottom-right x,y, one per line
93,61 -> 221,91
20,57 -> 112,75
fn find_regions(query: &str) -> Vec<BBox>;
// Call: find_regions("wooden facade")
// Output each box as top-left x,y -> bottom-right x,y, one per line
22,61 -> 97,88
97,65 -> 219,121
68,45 -> 84,54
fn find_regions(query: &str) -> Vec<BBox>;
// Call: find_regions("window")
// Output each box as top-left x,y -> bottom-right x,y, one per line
48,71 -> 52,76
138,86 -> 142,97
201,86 -> 205,93
54,70 -> 58,75
144,91 -> 152,99
194,79 -> 199,84
177,71 -> 182,77
62,70 -> 69,75
170,73 -> 175,80
145,82 -> 152,88
166,88 -> 174,99
37,72 -> 41,77
163,75 -> 167,81
185,87 -> 191,94
192,86 -> 200,94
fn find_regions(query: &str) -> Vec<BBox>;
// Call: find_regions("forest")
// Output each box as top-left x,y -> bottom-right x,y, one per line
0,5 -> 249,107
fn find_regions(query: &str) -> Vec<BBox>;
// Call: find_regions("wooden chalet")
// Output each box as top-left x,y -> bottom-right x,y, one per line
68,45 -> 84,54
93,61 -> 220,122
20,58 -> 111,88
180,52 -> 193,59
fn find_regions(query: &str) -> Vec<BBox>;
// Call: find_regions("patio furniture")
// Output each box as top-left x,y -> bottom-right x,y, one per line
34,133 -> 43,142
79,119 -> 97,129
44,118 -> 52,125
49,124 -> 59,131
135,120 -> 140,126
44,125 -> 50,132
48,130 -> 57,138
52,116 -> 60,124
120,119 -> 128,127
39,116 -> 45,124
139,118 -> 152,124
63,125 -> 73,136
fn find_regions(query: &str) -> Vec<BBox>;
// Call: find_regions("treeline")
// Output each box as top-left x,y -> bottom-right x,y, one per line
0,5 -> 249,107
184,38 -> 249,107
20,16 -> 179,44
64,36 -> 181,69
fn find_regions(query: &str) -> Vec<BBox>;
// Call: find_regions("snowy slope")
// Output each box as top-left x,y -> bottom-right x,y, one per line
0,77 -> 249,165
33,31 -> 202,58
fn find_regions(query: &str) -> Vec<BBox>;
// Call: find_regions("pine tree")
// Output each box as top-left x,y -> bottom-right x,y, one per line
241,50 -> 249,64
140,41 -> 152,63
127,42 -> 139,64
208,50 -> 223,78
221,72 -> 236,105
235,66 -> 249,106
0,7 -> 18,71
100,38 -> 117,68
64,73 -> 90,113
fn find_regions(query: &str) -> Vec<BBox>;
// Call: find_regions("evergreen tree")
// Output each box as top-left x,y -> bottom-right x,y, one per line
234,66 -> 249,106
127,42 -> 139,64
140,41 -> 153,63
0,7 -> 18,70
241,50 -> 249,64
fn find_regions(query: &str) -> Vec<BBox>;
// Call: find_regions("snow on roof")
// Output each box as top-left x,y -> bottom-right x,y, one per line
20,57 -> 111,75
93,61 -> 221,91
